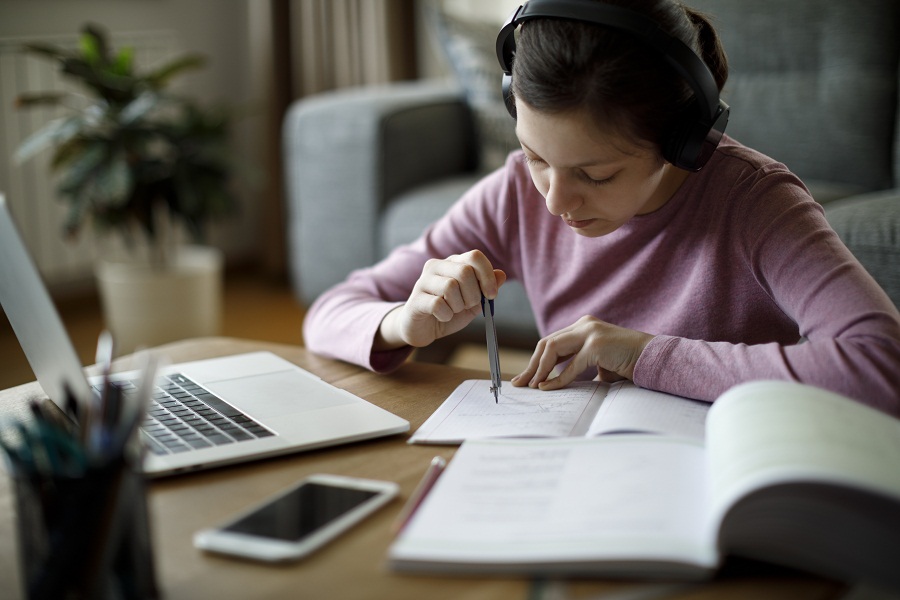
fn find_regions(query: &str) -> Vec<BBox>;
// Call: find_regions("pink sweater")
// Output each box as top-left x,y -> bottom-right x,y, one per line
304,137 -> 900,414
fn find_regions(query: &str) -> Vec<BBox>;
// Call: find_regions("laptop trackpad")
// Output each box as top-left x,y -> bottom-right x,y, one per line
203,371 -> 357,418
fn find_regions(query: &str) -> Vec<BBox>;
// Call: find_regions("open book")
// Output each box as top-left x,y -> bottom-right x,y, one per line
409,379 -> 711,444
390,381 -> 900,590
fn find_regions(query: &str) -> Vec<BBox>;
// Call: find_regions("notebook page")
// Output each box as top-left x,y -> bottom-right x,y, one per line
705,380 -> 900,527
585,382 -> 711,441
391,437 -> 717,569
409,380 -> 606,444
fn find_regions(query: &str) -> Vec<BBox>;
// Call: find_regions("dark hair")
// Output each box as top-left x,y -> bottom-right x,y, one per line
511,0 -> 728,155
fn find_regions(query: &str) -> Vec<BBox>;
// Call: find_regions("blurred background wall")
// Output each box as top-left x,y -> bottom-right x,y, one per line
0,0 -> 512,291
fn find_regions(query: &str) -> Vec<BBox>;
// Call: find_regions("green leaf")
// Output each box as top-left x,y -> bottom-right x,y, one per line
145,54 -> 207,89
81,23 -> 110,64
96,152 -> 133,206
51,137 -> 89,170
120,91 -> 160,124
14,92 -> 68,109
112,46 -> 134,76
20,42 -> 71,62
61,57 -> 135,104
56,142 -> 106,194
79,31 -> 101,65
14,116 -> 85,163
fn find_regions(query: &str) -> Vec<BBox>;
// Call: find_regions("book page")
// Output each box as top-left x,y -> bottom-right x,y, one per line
408,380 -> 606,444
705,380 -> 900,526
390,437 -> 718,572
586,382 -> 711,441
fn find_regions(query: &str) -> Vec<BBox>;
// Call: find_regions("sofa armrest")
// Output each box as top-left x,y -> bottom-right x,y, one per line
825,189 -> 900,308
283,80 -> 478,306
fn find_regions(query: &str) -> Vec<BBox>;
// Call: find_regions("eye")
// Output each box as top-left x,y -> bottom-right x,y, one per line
522,154 -> 545,168
582,171 -> 615,186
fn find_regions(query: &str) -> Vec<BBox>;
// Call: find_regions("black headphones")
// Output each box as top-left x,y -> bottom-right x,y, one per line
496,0 -> 730,171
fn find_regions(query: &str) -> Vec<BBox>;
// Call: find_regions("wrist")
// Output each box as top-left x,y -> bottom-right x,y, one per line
373,306 -> 407,351
626,332 -> 655,380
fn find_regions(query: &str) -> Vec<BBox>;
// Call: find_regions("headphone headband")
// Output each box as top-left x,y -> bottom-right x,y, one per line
496,0 -> 729,171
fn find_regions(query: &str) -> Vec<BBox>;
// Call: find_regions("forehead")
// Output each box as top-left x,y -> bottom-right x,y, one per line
514,100 -> 650,167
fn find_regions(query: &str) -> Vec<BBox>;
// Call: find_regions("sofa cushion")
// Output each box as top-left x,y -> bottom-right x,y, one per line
895,60 -> 900,186
379,175 -> 478,256
825,189 -> 900,308
803,180 -> 870,207
690,0 -> 900,192
427,4 -> 520,174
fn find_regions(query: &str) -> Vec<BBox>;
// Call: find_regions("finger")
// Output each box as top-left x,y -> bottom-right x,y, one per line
418,260 -> 476,315
511,338 -> 549,387
537,357 -> 583,391
530,333 -> 580,387
427,256 -> 484,312
511,345 -> 542,387
436,275 -> 468,315
512,331 -> 569,388
493,269 -> 507,292
457,250 -> 501,299
406,285 -> 455,323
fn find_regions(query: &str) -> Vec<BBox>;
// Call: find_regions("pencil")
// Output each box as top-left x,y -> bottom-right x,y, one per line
391,456 -> 447,535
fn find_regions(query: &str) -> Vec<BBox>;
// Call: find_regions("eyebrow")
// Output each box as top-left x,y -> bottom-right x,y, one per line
518,141 -> 621,169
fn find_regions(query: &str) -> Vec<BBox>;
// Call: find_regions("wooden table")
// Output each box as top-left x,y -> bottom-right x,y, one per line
0,337 -> 844,599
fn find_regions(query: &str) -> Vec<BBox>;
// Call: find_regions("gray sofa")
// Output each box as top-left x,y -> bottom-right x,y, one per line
284,0 -> 900,352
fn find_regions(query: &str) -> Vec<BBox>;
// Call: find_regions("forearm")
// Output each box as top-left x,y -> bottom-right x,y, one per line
303,284 -> 412,372
635,333 -> 900,415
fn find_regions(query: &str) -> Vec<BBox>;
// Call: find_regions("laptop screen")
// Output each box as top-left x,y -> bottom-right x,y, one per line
0,193 -> 92,412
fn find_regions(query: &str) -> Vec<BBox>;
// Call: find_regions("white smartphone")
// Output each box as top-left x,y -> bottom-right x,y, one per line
193,474 -> 399,562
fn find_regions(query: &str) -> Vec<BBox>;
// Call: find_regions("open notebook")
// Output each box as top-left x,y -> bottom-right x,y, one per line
0,193 -> 408,477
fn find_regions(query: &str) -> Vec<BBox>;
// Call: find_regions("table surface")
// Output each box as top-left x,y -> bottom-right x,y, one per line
0,337 -> 845,600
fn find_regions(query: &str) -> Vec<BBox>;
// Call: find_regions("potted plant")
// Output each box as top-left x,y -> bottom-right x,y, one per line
15,23 -> 238,353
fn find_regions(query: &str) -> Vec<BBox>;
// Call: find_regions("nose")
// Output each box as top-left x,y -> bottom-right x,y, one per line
544,172 -> 581,217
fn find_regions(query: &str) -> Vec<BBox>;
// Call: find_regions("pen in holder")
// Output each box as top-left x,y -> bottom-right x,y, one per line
1,349 -> 161,600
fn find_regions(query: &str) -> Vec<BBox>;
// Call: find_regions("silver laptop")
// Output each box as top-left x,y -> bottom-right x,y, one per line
0,193 -> 409,477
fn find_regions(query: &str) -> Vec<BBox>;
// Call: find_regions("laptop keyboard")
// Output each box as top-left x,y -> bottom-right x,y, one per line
96,373 -> 275,456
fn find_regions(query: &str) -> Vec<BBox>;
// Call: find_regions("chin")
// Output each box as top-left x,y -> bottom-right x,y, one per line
573,222 -> 621,238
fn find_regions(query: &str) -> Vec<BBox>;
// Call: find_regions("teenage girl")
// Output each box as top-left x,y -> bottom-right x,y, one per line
303,0 -> 900,413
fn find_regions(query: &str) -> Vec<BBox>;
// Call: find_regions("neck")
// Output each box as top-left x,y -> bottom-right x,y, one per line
639,163 -> 691,215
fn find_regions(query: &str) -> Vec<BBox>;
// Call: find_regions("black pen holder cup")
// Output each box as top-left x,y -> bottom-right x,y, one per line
11,457 -> 159,600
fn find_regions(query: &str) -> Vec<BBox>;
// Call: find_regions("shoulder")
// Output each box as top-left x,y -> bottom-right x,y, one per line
688,136 -> 821,225
693,136 -> 833,258
704,136 -> 813,203
471,149 -> 535,199
451,150 -> 545,224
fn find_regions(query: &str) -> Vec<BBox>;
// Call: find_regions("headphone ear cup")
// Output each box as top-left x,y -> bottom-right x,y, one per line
662,118 -> 695,170
501,72 -> 516,119
664,99 -> 730,171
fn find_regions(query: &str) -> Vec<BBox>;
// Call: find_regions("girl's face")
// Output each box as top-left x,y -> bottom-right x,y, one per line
515,100 -> 689,238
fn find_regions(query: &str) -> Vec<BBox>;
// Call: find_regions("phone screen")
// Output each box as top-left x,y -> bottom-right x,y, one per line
222,482 -> 379,542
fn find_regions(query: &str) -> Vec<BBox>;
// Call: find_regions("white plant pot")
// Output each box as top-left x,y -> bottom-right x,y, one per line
95,245 -> 223,354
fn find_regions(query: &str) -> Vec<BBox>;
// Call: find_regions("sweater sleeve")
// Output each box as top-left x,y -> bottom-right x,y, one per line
634,165 -> 900,415
303,166 -> 516,372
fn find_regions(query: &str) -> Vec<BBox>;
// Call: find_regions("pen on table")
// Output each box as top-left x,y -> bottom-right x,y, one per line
391,456 -> 447,535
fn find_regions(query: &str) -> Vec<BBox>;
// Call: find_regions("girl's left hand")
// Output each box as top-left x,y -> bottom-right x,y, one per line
511,316 -> 654,391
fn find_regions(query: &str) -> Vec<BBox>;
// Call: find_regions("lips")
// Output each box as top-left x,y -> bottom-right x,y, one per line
564,217 -> 596,229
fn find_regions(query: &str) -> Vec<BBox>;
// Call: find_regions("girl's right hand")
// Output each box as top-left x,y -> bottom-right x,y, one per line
376,250 -> 506,350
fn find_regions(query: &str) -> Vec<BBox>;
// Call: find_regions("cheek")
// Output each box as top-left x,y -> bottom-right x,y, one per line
527,166 -> 550,197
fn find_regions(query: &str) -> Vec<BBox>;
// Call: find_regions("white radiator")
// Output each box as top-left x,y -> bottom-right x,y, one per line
0,31 -> 178,288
